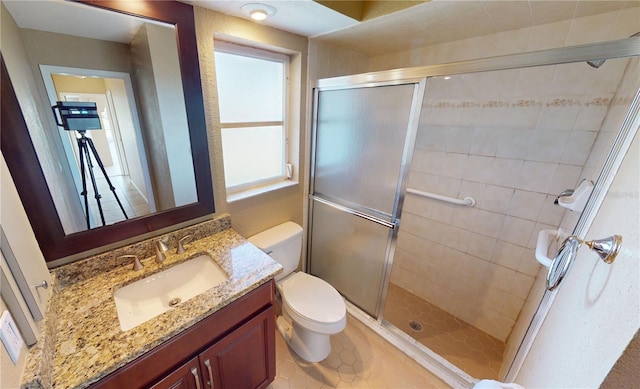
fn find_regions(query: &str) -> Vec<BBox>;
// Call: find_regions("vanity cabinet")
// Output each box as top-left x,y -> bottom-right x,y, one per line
90,280 -> 276,389
151,308 -> 274,389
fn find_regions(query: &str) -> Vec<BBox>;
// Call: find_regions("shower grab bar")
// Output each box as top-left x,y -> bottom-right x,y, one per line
406,188 -> 476,207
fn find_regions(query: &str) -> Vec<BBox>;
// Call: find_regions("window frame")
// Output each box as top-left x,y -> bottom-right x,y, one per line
214,41 -> 291,196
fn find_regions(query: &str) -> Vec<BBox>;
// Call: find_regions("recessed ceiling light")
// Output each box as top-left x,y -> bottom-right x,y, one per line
241,3 -> 276,21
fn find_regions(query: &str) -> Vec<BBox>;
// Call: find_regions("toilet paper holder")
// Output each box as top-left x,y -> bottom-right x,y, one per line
546,234 -> 622,291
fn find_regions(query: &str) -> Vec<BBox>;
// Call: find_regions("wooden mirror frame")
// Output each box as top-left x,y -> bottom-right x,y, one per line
0,0 -> 214,263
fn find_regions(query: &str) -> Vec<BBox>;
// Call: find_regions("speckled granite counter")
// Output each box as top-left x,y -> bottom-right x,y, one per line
21,215 -> 282,388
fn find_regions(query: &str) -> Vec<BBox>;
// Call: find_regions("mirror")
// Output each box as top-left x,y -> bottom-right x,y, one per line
1,0 -> 214,263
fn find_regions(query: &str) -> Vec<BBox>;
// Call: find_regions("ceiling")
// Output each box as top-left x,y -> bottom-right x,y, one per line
3,0 -> 151,43
4,1 -> 637,56
181,0 -> 360,37
186,0 -> 637,56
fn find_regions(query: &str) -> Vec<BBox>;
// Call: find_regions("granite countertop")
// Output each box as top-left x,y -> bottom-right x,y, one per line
21,218 -> 282,389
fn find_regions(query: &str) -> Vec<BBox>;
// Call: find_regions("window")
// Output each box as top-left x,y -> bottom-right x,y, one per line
214,42 -> 292,197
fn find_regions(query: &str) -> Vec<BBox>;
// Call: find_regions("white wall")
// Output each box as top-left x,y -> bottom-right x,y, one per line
146,23 -> 196,207
0,152 -> 51,387
103,78 -> 150,205
308,40 -> 369,81
0,298 -> 29,389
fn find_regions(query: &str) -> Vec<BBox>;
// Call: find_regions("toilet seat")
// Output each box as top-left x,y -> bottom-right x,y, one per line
278,272 -> 346,334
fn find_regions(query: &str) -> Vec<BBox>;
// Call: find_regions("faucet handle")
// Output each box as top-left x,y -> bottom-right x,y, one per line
155,240 -> 167,264
156,239 -> 169,252
119,254 -> 143,271
177,234 -> 194,254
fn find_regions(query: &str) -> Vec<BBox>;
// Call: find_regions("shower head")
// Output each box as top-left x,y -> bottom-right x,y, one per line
587,59 -> 606,68
587,32 -> 640,68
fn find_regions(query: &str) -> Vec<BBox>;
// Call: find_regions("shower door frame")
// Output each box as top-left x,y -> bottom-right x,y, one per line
307,78 -> 427,318
309,36 -> 640,387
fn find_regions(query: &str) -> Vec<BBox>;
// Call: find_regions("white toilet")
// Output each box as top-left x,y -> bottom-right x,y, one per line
248,222 -> 346,362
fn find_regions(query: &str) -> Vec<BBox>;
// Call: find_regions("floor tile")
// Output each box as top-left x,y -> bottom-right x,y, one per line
268,313 -> 451,389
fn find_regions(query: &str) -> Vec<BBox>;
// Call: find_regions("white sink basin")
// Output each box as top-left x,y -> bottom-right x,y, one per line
114,254 -> 228,331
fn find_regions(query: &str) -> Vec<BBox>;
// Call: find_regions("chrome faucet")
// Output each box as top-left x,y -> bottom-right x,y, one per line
119,254 -> 143,271
155,239 -> 169,264
177,234 -> 193,254
553,188 -> 575,205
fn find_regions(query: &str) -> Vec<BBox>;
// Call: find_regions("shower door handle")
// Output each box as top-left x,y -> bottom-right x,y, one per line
310,195 -> 396,229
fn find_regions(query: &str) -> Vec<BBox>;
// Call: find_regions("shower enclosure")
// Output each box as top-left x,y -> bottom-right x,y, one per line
307,37 -> 640,385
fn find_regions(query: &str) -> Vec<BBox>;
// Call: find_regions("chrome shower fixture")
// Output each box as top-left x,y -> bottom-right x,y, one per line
547,235 -> 623,291
559,234 -> 623,264
583,235 -> 623,264
586,59 -> 606,69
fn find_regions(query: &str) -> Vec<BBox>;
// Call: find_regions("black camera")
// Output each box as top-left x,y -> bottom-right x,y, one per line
52,101 -> 102,131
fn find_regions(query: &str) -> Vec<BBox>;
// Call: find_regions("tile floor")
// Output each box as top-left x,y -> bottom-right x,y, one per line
268,313 -> 451,389
383,283 -> 504,380
89,175 -> 151,227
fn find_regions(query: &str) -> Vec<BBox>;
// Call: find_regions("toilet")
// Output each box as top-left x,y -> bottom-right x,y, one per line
248,222 -> 346,362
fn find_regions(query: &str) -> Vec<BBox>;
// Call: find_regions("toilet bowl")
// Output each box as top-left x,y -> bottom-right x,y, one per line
277,271 -> 346,362
248,222 -> 346,362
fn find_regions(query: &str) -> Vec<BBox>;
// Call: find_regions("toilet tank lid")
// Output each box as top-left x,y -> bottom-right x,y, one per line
247,222 -> 303,250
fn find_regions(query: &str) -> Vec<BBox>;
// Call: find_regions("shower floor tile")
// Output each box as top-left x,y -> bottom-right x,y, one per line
383,283 -> 505,380
268,313 -> 450,388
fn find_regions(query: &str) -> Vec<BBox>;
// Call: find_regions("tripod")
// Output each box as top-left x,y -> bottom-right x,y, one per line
76,130 -> 128,228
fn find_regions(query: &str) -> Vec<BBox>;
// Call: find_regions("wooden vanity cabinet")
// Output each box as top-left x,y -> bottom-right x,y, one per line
152,308 -> 274,389
91,280 -> 276,389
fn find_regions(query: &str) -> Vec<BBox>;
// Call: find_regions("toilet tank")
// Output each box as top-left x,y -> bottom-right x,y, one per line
248,222 -> 303,281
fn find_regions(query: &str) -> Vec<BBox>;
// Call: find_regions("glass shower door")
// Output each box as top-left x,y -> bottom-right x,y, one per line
309,83 -> 424,317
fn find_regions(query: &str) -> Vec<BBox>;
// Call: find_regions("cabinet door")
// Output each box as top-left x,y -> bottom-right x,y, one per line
199,306 -> 275,389
150,357 -> 202,389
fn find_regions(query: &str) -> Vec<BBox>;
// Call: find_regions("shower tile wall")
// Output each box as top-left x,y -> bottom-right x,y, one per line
392,58 -> 630,342
373,6 -> 640,348
500,55 -> 640,378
